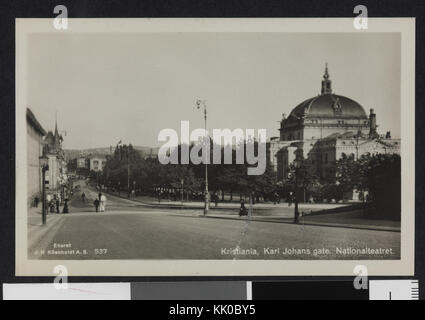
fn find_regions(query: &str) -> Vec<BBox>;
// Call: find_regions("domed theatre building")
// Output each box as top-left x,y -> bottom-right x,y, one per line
269,65 -> 400,183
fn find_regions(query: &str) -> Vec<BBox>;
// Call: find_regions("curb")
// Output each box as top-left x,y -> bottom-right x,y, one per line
28,214 -> 66,252
202,214 -> 401,232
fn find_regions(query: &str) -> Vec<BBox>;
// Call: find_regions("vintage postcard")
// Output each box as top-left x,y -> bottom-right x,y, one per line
16,18 -> 415,276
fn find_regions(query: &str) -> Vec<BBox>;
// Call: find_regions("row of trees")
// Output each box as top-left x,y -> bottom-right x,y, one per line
336,153 -> 400,219
76,143 -> 400,219
96,143 -> 278,201
288,152 -> 401,219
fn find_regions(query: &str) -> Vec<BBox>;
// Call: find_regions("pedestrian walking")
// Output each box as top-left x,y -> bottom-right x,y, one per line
94,199 -> 100,212
288,192 -> 293,207
239,199 -> 248,216
55,197 -> 60,214
49,200 -> 55,213
82,192 -> 86,203
273,192 -> 279,205
62,198 -> 69,213
34,196 -> 39,208
100,194 -> 107,212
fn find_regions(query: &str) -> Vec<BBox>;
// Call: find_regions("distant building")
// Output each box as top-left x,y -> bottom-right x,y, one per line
26,108 -> 46,207
140,147 -> 159,159
89,157 -> 106,172
269,65 -> 400,183
77,156 -> 89,169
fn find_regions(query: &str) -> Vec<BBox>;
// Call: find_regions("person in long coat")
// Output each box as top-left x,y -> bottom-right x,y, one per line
94,199 -> 100,212
100,194 -> 107,212
55,197 -> 60,213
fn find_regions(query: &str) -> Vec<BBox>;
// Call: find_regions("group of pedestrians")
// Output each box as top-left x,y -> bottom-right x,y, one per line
93,192 -> 107,212
80,190 -> 107,212
46,193 -> 68,214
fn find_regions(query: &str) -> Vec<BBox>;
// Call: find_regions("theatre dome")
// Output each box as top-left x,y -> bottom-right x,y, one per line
288,64 -> 368,120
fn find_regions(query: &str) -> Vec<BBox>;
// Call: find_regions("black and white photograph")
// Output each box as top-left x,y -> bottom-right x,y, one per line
16,18 -> 415,276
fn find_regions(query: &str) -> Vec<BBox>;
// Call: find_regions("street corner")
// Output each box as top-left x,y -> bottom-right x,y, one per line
27,212 -> 68,256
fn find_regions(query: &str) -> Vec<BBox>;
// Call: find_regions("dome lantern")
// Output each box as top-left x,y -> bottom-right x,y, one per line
321,63 -> 332,95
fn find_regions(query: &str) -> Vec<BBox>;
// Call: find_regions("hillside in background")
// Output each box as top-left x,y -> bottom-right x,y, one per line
64,146 -> 159,159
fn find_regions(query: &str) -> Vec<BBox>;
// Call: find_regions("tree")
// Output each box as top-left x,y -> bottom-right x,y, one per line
286,156 -> 319,202
335,153 -> 360,201
101,144 -> 144,191
358,153 -> 401,220
67,158 -> 77,172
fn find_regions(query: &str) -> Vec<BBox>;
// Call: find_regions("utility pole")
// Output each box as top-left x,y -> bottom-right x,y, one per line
181,178 -> 184,207
127,149 -> 130,198
293,158 -> 301,224
116,140 -> 123,197
39,155 -> 49,225
197,100 -> 209,215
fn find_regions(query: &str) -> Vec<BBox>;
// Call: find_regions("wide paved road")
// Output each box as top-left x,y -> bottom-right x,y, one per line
29,184 -> 400,260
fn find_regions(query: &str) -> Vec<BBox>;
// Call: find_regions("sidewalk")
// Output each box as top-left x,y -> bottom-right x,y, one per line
105,190 -> 348,211
27,206 -> 66,250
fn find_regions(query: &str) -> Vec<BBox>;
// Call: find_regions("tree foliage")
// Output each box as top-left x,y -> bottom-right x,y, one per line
94,141 -> 277,201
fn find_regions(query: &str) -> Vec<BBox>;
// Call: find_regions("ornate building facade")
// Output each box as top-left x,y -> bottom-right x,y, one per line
26,108 -> 46,207
269,65 -> 400,182
89,157 -> 107,172
43,119 -> 67,190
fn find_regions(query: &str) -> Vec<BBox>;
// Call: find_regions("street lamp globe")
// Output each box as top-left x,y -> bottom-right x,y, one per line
39,154 -> 49,169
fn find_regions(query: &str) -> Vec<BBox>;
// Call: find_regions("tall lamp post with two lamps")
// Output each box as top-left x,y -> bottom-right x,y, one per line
196,99 -> 209,215
293,156 -> 302,224
39,155 -> 49,225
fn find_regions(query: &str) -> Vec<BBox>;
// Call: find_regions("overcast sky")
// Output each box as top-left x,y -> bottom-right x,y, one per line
27,32 -> 401,149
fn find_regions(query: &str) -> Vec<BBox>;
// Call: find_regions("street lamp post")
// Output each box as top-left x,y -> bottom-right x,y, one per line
196,99 -> 209,215
127,150 -> 130,199
39,155 -> 49,225
61,184 -> 65,205
133,180 -> 136,198
293,158 -> 301,224
180,178 -> 184,207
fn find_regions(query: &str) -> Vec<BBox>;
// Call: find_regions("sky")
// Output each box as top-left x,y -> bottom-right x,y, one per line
27,32 -> 401,149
